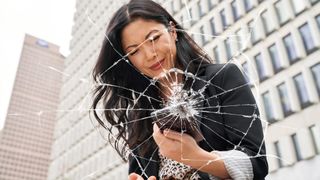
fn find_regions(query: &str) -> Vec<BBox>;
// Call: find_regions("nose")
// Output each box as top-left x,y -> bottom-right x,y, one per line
142,45 -> 157,62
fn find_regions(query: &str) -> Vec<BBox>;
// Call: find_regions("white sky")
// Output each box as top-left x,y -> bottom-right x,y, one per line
0,0 -> 76,129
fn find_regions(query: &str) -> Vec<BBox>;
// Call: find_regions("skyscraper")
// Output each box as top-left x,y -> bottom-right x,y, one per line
0,34 -> 64,180
48,0 -> 320,179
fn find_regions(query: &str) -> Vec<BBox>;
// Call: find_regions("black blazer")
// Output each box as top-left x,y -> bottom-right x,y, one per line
128,63 -> 269,180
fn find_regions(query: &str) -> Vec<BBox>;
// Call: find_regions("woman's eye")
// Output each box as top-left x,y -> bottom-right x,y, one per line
149,34 -> 161,42
129,49 -> 138,56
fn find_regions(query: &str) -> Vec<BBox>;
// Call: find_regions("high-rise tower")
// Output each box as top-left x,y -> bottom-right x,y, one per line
0,34 -> 64,180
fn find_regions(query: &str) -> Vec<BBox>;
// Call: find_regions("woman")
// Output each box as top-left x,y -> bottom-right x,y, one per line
92,0 -> 268,179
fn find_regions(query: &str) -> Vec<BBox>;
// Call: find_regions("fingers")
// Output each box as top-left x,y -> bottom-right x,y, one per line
153,123 -> 166,141
148,176 -> 157,180
128,173 -> 137,180
163,129 -> 183,141
152,123 -> 163,146
128,173 -> 157,180
153,123 -> 160,133
152,123 -> 164,145
153,123 -> 184,142
153,123 -> 177,146
128,173 -> 144,180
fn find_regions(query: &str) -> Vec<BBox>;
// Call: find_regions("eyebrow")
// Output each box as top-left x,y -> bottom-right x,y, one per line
125,29 -> 160,51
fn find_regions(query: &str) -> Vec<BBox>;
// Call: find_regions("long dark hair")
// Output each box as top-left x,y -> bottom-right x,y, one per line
92,0 -> 212,161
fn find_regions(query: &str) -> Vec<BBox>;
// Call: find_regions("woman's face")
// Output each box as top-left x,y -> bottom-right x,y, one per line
121,18 -> 177,78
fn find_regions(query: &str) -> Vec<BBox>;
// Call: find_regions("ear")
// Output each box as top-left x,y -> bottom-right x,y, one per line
169,21 -> 177,40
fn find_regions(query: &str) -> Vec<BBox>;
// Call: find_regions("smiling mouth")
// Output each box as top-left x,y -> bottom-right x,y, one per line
149,59 -> 165,71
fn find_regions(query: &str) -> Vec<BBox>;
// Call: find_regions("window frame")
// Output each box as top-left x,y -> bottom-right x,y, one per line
291,133 -> 303,161
274,0 -> 291,26
298,23 -> 318,54
199,25 -> 207,45
311,63 -> 320,96
274,141 -> 283,168
231,0 -> 241,21
290,0 -> 307,15
254,53 -> 268,81
209,17 -> 216,35
197,0 -> 205,17
244,0 -> 254,12
293,73 -> 312,108
283,33 -> 299,64
262,91 -> 277,123
268,43 -> 285,73
220,9 -> 228,30
277,82 -> 294,117
309,125 -> 320,154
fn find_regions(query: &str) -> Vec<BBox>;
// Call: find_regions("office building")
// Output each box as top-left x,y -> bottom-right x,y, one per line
0,34 -> 64,180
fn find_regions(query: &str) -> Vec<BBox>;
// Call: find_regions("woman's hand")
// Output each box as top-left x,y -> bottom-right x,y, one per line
152,123 -> 203,163
152,124 -> 230,179
128,173 -> 156,180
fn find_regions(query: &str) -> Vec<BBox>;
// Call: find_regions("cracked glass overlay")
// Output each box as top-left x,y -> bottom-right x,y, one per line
6,1 -> 293,179
84,2 -> 273,178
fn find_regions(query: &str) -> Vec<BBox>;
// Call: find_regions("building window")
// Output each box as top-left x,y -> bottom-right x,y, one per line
311,63 -> 320,96
236,29 -> 244,51
277,83 -> 293,116
225,39 -> 232,60
36,39 -> 49,48
231,0 -> 241,21
291,133 -> 302,161
210,17 -> 216,35
268,43 -> 284,73
242,62 -> 252,85
255,53 -> 268,81
220,9 -> 228,30
197,1 -> 205,17
275,0 -> 291,25
248,20 -> 261,44
262,91 -> 276,123
283,33 -> 299,63
199,25 -> 206,45
178,0 -> 182,9
310,0 -> 320,4
309,125 -> 320,154
299,23 -> 317,54
293,73 -> 311,108
207,0 -> 215,10
188,8 -> 193,21
261,10 -> 275,35
180,15 -> 184,25
244,0 -> 254,12
170,1 -> 175,14
290,0 -> 307,15
274,141 -> 283,168
316,14 -> 320,29
213,46 -> 220,63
